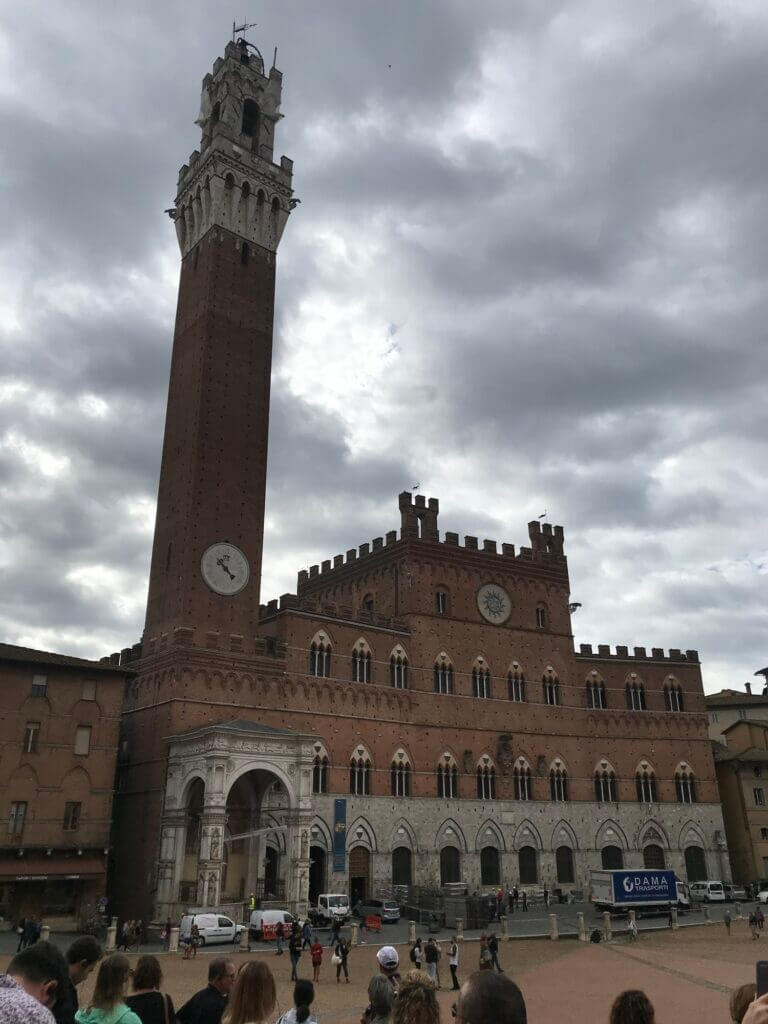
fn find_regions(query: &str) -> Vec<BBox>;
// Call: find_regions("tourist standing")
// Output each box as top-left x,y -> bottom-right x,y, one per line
363,976 -> 394,1024
74,954 -> 142,1024
126,955 -> 175,1024
392,971 -> 440,1024
328,918 -> 341,949
63,937 -> 103,1023
301,919 -> 313,950
310,938 -> 323,983
3,941 -> 72,1024
288,924 -> 302,982
724,909 -> 732,936
449,936 -> 460,991
275,920 -> 285,956
627,918 -> 638,943
488,933 -> 502,972
478,935 -> 493,972
375,946 -> 401,995
521,890 -> 527,912
177,959 -> 235,1024
333,937 -> 350,984
423,939 -> 438,984
454,972 -> 527,1024
275,980 -> 316,1024
609,990 -> 655,1024
220,962 -> 275,1024
409,939 -> 422,970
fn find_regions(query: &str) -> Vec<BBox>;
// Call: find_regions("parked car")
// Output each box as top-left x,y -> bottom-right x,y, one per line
358,898 -> 401,922
724,884 -> 747,902
689,881 -> 726,903
248,908 -> 296,939
180,913 -> 244,946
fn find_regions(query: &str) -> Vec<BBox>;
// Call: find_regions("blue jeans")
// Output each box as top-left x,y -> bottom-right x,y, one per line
290,952 -> 300,980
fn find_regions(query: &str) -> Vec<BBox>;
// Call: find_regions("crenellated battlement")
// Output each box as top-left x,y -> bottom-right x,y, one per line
575,643 -> 699,664
295,493 -> 567,593
104,627 -> 288,666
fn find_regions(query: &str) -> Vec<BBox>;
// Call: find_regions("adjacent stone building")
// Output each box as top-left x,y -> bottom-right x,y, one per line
111,37 -> 730,923
0,644 -> 131,929
712,720 -> 768,884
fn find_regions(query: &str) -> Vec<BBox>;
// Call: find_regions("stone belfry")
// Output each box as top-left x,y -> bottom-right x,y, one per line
143,37 -> 294,646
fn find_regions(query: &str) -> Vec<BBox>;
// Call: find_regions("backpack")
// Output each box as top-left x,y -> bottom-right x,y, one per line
409,946 -> 417,963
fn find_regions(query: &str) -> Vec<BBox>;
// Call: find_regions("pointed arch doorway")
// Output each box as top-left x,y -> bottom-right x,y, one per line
349,847 -> 370,904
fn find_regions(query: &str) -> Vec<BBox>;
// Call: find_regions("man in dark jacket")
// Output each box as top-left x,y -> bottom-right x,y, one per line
177,959 -> 235,1024
54,937 -> 102,1024
488,933 -> 502,973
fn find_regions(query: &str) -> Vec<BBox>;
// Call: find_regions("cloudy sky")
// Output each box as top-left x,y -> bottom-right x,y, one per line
1,1 -> 767,692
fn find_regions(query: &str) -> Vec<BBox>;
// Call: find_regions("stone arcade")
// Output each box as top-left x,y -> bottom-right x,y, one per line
110,37 -> 729,922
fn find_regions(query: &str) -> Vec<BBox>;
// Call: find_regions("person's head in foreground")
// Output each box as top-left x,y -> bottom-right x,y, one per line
290,979 -> 315,1023
132,955 -> 163,992
454,970 -> 527,1024
8,941 -> 69,1008
393,971 -> 440,1024
732,985 -> 757,1024
85,954 -> 133,1012
209,958 -> 236,996
377,946 -> 400,978
66,937 -> 103,986
609,990 -> 655,1024
222,960 -> 276,1024
368,975 -> 395,1019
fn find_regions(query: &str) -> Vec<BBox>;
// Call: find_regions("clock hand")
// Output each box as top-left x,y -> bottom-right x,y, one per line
216,557 -> 236,580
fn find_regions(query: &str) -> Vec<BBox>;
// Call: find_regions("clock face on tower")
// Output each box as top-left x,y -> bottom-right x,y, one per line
200,542 -> 250,596
477,583 -> 512,625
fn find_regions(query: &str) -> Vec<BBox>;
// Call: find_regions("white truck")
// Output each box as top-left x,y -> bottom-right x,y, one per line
308,893 -> 350,927
591,869 -> 690,915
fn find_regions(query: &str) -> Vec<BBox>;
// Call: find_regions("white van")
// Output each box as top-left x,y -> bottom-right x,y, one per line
689,881 -> 726,903
248,908 -> 296,939
179,913 -> 242,946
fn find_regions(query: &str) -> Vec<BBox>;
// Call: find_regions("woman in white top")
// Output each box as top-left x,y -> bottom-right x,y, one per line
448,936 -> 460,990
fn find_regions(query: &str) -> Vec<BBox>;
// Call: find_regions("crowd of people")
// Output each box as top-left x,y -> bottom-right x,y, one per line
5,933 -> 768,1024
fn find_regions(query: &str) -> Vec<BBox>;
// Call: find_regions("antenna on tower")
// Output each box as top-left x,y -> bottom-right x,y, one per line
232,20 -> 258,42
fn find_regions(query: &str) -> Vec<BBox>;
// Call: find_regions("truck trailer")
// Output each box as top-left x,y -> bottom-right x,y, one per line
590,869 -> 689,915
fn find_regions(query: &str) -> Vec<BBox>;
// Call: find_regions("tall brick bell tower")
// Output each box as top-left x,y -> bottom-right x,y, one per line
111,38 -> 300,920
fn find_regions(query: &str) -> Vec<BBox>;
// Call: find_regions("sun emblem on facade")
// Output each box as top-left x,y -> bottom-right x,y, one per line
476,583 -> 512,625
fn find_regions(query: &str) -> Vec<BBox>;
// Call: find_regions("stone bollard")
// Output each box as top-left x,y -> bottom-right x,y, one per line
111,916 -> 118,928
603,912 -> 612,941
409,920 -> 417,943
577,912 -> 587,942
239,927 -> 250,953
105,925 -> 117,952
500,915 -> 508,938
671,906 -> 679,930
735,904 -> 743,919
628,910 -> 636,929
549,913 -> 559,941
40,924 -> 50,942
703,905 -> 711,924
456,918 -> 464,941
351,921 -> 360,946
168,926 -> 179,953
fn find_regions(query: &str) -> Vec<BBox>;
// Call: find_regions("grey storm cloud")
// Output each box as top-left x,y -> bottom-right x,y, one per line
0,0 -> 766,688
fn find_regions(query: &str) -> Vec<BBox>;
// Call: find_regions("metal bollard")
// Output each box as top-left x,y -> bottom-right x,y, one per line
456,918 -> 464,941
577,912 -> 587,942
239,927 -> 250,953
603,912 -> 612,941
671,906 -> 679,930
409,920 -> 417,943
168,926 -> 180,953
105,925 -> 117,952
351,921 -> 360,946
40,925 -> 50,942
549,913 -> 559,941
500,914 -> 508,938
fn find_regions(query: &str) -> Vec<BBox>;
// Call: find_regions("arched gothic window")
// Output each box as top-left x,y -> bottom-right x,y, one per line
476,760 -> 496,800
665,682 -> 684,712
676,766 -> 697,804
349,752 -> 371,795
390,651 -> 408,689
550,764 -> 569,802
508,667 -> 526,702
587,677 -> 607,709
437,754 -> 458,798
351,641 -> 372,683
513,759 -> 531,801
390,751 -> 411,797
543,670 -> 560,706
435,589 -> 448,615
635,766 -> 657,803
626,680 -> 646,711
594,764 -> 618,802
434,659 -> 454,695
472,663 -> 491,699
312,750 -> 329,794
309,637 -> 332,678
535,604 -> 548,629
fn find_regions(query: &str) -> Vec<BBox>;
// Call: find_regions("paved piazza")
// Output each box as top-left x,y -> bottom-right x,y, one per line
2,922 -> 765,1023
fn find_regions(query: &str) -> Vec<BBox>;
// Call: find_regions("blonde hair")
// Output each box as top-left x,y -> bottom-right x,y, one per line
89,954 -> 131,1012
393,970 -> 439,1024
221,961 -> 276,1024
